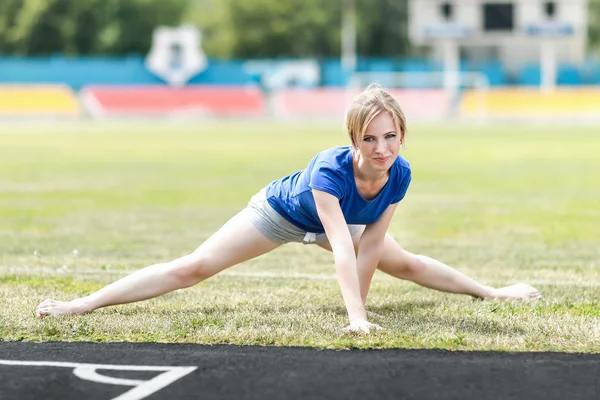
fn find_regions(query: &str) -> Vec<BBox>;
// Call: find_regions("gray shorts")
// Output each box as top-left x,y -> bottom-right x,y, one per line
244,189 -> 364,245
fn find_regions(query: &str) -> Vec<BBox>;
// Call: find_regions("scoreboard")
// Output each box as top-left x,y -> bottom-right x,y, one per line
407,0 -> 588,91
409,0 -> 586,43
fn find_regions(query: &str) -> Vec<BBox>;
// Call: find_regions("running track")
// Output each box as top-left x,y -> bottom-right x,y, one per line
1,342 -> 599,399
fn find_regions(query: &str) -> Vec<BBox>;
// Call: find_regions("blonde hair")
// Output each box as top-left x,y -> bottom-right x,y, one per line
344,83 -> 406,151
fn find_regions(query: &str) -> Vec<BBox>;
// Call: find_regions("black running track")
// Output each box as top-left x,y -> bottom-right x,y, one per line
1,341 -> 600,400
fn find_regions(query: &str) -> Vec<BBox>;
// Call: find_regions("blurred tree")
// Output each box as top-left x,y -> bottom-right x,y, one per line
187,0 -> 411,59
1,0 -> 597,58
355,0 -> 411,58
0,0 -> 189,55
589,0 -> 600,55
187,0 -> 340,59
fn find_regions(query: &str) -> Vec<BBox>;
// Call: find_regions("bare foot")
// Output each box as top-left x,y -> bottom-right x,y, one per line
36,298 -> 90,318
486,283 -> 542,301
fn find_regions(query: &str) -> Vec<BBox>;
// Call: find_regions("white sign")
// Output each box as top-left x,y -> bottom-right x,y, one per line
145,25 -> 207,87
244,60 -> 320,90
526,22 -> 574,36
422,24 -> 473,38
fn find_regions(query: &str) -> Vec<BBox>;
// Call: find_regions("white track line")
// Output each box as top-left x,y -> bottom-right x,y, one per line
1,265 -> 600,287
0,360 -> 196,400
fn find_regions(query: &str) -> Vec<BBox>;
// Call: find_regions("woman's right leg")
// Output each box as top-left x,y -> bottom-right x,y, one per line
36,210 -> 281,317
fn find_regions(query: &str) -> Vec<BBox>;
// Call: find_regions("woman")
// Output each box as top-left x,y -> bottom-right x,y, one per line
36,85 -> 541,333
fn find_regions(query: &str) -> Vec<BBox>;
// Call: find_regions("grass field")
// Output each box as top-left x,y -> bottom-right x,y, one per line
1,120 -> 599,351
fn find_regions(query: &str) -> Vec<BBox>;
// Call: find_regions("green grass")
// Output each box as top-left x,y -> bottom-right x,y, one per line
1,120 -> 599,351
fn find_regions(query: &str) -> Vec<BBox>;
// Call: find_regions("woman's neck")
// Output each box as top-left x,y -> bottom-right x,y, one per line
353,153 -> 389,183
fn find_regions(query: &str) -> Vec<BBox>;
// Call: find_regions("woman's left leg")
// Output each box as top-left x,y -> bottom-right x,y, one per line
318,230 -> 541,301
375,234 -> 541,300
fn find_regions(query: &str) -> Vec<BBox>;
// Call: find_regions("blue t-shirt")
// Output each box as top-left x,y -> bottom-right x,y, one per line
265,146 -> 411,233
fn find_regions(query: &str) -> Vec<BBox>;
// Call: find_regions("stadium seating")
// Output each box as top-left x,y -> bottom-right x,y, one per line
273,88 -> 450,119
472,61 -> 509,86
556,64 -> 583,85
80,85 -> 266,117
0,56 -> 161,89
460,88 -> 600,119
0,84 -> 81,117
516,64 -> 542,86
1,55 -> 599,120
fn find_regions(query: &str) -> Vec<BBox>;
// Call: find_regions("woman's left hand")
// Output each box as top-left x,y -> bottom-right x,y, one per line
344,318 -> 383,334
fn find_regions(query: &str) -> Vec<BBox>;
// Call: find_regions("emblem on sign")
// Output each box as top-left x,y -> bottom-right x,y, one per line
145,25 -> 207,87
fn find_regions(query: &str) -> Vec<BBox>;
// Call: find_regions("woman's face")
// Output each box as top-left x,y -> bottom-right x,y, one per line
358,111 -> 401,173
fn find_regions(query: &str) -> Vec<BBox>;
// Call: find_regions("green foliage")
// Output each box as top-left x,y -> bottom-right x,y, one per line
589,0 -> 600,54
0,0 -> 190,55
188,0 -> 342,58
0,0 -> 411,58
1,0 -> 598,58
190,0 -> 410,59
355,0 -> 411,58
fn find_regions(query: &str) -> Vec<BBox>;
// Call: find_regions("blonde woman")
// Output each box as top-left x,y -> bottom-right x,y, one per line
36,85 -> 541,333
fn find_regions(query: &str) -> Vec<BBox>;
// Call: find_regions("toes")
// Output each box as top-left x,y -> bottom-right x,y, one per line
36,299 -> 57,317
36,301 -> 54,317
39,299 -> 54,307
527,291 -> 542,301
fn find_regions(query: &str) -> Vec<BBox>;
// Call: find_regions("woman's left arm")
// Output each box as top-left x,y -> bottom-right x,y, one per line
356,203 -> 398,304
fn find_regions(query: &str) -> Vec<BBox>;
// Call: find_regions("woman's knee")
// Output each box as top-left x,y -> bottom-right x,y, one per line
167,253 -> 215,287
383,251 -> 425,279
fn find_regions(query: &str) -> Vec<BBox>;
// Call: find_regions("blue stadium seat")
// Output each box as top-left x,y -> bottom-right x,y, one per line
0,56 -> 162,89
592,65 -> 600,85
517,64 -> 542,86
476,61 -> 508,86
189,60 -> 254,85
320,60 -> 350,87
556,64 -> 582,86
367,59 -> 396,72
397,59 -> 438,72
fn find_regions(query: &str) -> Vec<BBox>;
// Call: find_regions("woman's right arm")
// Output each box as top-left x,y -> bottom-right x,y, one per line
312,189 -> 380,333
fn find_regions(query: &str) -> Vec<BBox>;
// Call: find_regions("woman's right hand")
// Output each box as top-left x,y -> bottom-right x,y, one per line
344,318 -> 383,334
